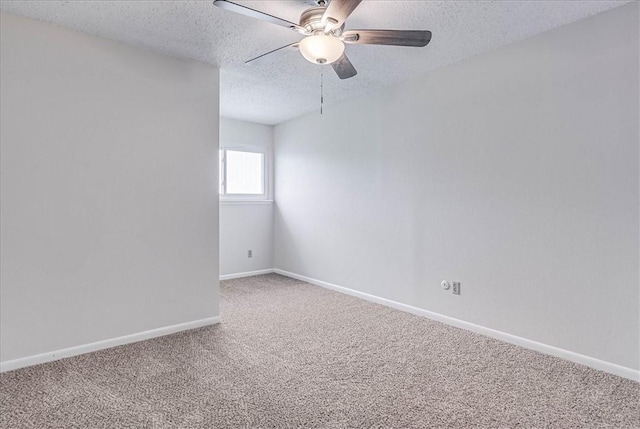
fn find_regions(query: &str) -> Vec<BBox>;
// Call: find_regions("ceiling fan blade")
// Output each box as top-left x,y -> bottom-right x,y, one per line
246,43 -> 299,65
331,53 -> 357,80
342,30 -> 432,47
322,0 -> 363,31
213,0 -> 306,33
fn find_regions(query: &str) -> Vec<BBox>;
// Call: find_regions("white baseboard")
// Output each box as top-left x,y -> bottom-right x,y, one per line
274,269 -> 639,382
220,269 -> 274,281
0,316 -> 220,373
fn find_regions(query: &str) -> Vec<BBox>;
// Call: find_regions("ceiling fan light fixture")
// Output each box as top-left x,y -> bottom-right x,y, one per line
299,34 -> 345,65
213,0 -> 431,79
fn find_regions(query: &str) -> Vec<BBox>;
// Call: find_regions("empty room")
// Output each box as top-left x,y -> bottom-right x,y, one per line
0,0 -> 638,427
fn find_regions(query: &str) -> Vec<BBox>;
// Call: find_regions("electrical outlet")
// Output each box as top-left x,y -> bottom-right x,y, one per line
452,282 -> 460,295
247,250 -> 253,258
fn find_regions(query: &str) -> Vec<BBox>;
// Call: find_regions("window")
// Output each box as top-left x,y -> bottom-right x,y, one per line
219,148 -> 267,200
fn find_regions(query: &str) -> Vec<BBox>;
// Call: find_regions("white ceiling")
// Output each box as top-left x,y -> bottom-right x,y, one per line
0,0 -> 631,125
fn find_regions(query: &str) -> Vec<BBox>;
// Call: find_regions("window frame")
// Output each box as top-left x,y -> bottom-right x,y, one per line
219,144 -> 270,202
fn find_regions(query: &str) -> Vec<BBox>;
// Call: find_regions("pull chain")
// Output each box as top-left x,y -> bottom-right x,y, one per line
320,70 -> 324,115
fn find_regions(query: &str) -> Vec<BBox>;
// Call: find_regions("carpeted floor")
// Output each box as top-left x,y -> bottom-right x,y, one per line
1,274 -> 638,428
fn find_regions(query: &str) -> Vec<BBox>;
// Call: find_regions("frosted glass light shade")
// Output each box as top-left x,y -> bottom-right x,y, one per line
299,35 -> 345,65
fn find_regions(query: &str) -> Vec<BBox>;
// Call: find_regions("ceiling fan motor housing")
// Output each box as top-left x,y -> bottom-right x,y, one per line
300,7 -> 344,36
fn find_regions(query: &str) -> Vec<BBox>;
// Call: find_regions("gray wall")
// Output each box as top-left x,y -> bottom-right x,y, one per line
0,13 -> 220,362
219,118 -> 274,276
274,3 -> 639,370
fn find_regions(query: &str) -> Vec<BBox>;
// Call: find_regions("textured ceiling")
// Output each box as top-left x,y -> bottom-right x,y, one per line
0,0 -> 632,124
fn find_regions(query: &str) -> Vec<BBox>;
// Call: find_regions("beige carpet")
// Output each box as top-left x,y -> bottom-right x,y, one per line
1,273 -> 638,428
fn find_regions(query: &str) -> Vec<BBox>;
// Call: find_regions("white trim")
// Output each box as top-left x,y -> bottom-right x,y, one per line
220,200 -> 273,206
220,269 -> 275,280
0,316 -> 220,373
274,269 -> 640,382
219,144 -> 267,153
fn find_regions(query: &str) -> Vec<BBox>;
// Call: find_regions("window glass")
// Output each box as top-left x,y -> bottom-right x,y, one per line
221,150 -> 264,195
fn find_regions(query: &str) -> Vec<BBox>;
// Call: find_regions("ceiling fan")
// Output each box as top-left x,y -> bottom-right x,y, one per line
213,0 -> 432,79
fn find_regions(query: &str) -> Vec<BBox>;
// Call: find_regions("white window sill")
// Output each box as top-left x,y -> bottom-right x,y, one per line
220,200 -> 274,206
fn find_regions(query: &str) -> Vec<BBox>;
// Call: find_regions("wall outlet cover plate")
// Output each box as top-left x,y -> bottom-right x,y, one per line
452,282 -> 460,295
